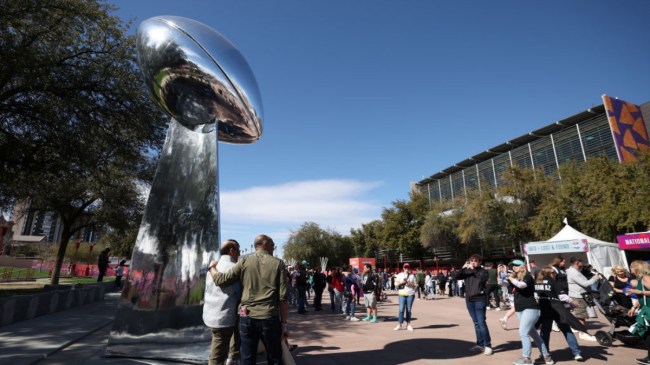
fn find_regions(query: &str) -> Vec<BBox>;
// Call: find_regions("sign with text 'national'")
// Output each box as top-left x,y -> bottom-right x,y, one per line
617,232 -> 650,250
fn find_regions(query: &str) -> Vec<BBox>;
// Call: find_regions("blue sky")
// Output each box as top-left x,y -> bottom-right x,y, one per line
112,0 -> 650,256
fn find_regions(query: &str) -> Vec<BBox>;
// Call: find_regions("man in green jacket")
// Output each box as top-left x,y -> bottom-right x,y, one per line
209,235 -> 289,365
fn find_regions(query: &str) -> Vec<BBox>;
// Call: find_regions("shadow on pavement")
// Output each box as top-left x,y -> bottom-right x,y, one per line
295,338 -> 479,364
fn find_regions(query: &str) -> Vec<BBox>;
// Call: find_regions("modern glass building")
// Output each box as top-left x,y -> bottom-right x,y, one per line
416,97 -> 650,204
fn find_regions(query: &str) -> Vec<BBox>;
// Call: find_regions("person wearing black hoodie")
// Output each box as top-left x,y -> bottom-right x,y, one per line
535,266 -> 584,362
457,254 -> 493,356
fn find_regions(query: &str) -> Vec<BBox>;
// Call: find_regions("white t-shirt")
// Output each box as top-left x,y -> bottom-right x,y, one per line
396,272 -> 416,296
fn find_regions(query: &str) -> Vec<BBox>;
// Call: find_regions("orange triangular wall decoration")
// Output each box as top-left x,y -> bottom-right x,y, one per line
609,116 -> 621,135
633,119 -> 649,140
621,147 -> 637,162
619,104 -> 636,125
623,129 -> 638,149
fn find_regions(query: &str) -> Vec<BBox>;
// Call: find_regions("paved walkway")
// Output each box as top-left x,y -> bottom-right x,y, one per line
289,291 -> 644,365
0,289 -> 644,364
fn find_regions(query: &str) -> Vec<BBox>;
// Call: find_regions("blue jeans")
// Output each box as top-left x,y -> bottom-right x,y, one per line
239,316 -> 282,365
398,294 -> 415,324
540,317 -> 581,356
517,309 -> 549,358
345,294 -> 356,316
334,289 -> 343,313
465,300 -> 491,347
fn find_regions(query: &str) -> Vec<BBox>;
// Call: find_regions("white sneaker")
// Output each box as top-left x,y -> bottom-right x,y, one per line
407,325 -> 414,331
495,307 -> 501,311
579,332 -> 597,341
344,316 -> 350,320
393,324 -> 402,331
499,318 -> 507,330
484,347 -> 493,355
552,322 -> 560,332
349,316 -> 360,321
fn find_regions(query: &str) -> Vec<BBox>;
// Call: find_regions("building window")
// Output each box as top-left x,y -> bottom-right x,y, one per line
579,115 -> 617,160
493,154 -> 511,185
451,171 -> 465,199
530,138 -> 557,176
464,166 -> 479,190
477,160 -> 496,188
553,126 -> 584,163
511,144 -> 533,169
439,178 -> 452,200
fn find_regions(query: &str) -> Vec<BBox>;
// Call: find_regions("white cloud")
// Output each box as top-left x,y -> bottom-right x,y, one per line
220,179 -> 383,244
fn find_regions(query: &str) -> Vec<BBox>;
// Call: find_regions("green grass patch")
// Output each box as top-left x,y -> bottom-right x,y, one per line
0,267 -> 50,279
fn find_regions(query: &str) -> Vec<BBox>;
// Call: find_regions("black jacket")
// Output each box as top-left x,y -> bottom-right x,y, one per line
457,267 -> 488,302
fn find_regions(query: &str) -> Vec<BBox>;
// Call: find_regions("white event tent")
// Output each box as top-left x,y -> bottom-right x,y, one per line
523,223 -> 627,275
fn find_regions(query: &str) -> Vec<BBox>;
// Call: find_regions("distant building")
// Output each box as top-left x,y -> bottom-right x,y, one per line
9,201 -> 100,247
413,95 -> 650,264
416,96 -> 650,203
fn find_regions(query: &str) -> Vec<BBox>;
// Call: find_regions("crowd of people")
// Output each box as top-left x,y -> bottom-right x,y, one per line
202,238 -> 650,365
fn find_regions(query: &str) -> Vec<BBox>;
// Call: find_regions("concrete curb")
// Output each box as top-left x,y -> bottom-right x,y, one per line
0,281 -> 115,326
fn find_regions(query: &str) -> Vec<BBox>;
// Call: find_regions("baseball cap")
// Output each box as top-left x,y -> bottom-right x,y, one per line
403,263 -> 410,268
509,259 -> 525,266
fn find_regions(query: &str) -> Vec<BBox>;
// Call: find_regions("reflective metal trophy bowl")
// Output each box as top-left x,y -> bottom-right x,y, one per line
105,16 -> 262,362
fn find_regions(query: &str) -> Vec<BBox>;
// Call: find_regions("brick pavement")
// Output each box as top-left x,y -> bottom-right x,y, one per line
0,287 -> 643,364
288,290 -> 643,365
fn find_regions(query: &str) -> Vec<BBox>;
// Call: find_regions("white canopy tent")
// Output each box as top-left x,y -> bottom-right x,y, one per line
523,223 -> 627,275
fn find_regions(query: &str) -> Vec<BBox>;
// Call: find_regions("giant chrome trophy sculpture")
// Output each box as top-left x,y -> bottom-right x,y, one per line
105,16 -> 262,362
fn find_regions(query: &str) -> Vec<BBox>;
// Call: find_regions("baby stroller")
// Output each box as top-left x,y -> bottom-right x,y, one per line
583,277 -> 641,347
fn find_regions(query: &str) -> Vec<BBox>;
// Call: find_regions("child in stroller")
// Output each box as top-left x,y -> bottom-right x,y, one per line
584,275 -> 641,346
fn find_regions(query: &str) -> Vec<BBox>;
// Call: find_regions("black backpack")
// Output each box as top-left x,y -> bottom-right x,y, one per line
363,273 -> 377,293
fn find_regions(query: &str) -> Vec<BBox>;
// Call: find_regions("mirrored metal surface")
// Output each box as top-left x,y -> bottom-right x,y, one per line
106,120 -> 216,363
136,16 -> 263,142
106,16 -> 264,363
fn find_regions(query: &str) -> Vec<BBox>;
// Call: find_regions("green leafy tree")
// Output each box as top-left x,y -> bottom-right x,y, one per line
349,220 -> 383,258
378,191 -> 429,258
499,167 -> 555,243
456,188 -> 506,246
283,222 -> 333,267
283,222 -> 356,269
619,153 -> 650,233
420,199 -> 460,250
0,0 -> 167,284
328,233 -> 355,268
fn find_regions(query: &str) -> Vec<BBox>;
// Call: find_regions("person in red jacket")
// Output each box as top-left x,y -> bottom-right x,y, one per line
331,267 -> 345,314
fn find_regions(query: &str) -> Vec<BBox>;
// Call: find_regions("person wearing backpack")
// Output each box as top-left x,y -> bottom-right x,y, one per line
342,265 -> 359,321
361,263 -> 379,323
